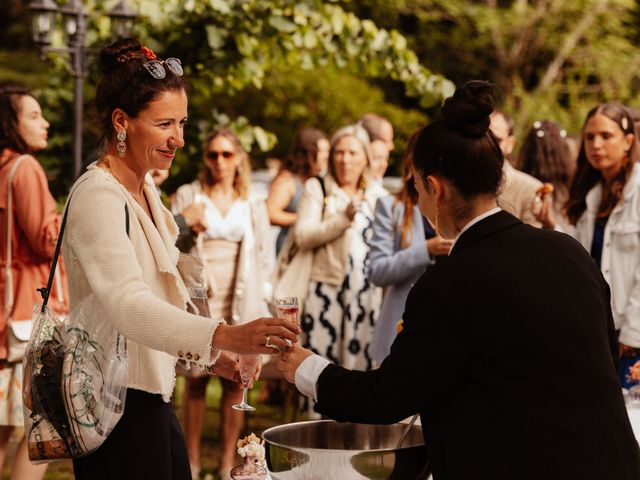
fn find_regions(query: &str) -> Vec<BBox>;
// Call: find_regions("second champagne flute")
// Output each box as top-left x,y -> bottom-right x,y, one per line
232,354 -> 260,412
275,297 -> 299,349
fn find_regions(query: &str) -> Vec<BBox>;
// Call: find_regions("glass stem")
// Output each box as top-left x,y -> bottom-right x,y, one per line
242,387 -> 249,405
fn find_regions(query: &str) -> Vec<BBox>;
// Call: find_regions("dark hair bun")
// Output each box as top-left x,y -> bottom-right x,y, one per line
441,80 -> 495,138
99,37 -> 144,74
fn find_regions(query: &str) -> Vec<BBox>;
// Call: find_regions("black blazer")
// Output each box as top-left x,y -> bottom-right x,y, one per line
316,210 -> 640,479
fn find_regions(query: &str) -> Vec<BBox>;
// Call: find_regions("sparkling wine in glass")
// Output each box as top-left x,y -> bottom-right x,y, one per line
232,354 -> 260,412
275,297 -> 299,325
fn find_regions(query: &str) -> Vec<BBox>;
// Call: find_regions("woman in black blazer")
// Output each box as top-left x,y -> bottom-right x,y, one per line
278,81 -> 640,479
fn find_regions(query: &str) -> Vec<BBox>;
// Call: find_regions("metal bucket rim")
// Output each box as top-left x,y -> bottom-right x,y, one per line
261,419 -> 425,453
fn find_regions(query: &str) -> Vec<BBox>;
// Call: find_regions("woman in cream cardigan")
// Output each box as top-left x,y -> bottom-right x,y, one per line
295,124 -> 387,372
62,38 -> 298,480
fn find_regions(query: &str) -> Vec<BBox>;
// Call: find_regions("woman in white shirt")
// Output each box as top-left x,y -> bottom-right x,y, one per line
537,103 -> 640,384
172,128 -> 273,479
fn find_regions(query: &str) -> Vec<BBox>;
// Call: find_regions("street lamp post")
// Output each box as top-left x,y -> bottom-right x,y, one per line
27,0 -> 138,180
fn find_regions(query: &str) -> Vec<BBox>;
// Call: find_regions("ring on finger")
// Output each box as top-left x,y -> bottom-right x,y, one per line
265,335 -> 280,351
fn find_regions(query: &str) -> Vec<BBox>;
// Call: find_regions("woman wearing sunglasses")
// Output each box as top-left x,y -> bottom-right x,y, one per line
62,38 -> 297,480
172,128 -> 273,480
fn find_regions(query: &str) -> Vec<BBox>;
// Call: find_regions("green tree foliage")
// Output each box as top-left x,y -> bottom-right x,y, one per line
2,0 -> 452,194
344,0 -> 640,139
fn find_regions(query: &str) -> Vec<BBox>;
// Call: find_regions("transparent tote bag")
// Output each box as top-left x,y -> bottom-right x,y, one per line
23,197 -> 129,462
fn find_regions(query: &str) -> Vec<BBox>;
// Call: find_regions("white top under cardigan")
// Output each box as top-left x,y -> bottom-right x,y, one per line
62,164 -> 223,402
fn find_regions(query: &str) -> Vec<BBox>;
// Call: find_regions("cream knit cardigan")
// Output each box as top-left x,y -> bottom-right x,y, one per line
62,164 -> 222,402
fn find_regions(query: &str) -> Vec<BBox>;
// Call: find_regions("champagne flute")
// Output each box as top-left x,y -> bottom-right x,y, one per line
275,297 -> 299,349
232,354 -> 260,412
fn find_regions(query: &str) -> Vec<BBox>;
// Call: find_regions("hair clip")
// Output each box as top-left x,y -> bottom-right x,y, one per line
533,121 -> 542,129
536,130 -> 545,138
141,46 -> 157,60
559,129 -> 567,138
621,116 -> 629,131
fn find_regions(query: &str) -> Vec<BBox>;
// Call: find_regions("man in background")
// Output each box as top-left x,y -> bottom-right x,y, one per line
490,110 -> 543,227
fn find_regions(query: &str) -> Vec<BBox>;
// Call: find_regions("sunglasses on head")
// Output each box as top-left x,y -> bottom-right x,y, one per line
207,150 -> 235,160
141,58 -> 184,79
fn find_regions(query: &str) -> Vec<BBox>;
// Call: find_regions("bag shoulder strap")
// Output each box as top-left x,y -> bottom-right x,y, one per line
312,175 -> 327,215
40,187 -> 130,312
4,155 -> 28,316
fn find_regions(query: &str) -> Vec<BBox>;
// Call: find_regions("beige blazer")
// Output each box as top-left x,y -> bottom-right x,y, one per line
294,175 -> 387,286
498,162 -> 543,227
63,165 -> 222,402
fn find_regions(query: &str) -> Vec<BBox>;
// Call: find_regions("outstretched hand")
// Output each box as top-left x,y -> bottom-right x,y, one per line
212,317 -> 300,355
277,345 -> 314,383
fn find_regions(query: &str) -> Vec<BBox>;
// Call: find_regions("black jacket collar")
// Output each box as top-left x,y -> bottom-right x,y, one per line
450,210 -> 521,256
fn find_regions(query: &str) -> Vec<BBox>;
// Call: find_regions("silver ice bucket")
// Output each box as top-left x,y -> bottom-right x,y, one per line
262,420 -> 430,480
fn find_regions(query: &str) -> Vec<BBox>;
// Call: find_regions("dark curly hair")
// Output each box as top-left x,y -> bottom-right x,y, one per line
566,103 -> 638,225
95,38 -> 187,145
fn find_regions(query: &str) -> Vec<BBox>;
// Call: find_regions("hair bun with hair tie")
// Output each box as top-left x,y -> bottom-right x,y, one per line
99,37 -> 144,74
441,80 -> 495,138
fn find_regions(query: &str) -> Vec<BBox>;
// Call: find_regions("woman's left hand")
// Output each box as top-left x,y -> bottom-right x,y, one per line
277,345 -> 314,383
212,318 -> 300,355
208,350 -> 240,381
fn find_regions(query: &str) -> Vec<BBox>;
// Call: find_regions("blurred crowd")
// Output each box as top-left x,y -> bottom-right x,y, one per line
3,74 -> 640,479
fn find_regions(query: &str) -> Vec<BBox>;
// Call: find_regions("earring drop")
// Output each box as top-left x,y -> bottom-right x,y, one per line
117,131 -> 127,158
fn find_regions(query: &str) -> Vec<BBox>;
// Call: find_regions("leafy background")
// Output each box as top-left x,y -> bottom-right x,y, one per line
2,0 -> 640,198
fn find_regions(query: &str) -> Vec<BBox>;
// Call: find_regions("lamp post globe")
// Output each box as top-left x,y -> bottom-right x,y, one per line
27,0 -> 58,46
109,0 -> 138,39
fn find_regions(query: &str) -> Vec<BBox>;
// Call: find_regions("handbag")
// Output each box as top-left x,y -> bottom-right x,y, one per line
23,192 -> 129,462
271,176 -> 326,310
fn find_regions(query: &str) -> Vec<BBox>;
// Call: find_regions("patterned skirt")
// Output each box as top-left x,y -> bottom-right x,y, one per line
0,362 -> 24,426
301,213 -> 381,371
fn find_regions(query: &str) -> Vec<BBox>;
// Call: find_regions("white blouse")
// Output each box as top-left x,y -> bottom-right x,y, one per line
195,193 -> 247,242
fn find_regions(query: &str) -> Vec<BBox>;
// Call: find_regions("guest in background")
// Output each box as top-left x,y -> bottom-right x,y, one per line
295,124 -> 387,372
267,127 -> 329,254
0,85 -> 68,480
537,103 -> 640,387
368,135 -> 452,364
360,113 -> 394,186
150,168 -> 206,253
490,110 -> 543,226
172,128 -> 273,480
519,120 -> 576,232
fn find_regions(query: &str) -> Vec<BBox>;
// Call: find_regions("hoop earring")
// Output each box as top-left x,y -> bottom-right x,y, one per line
117,131 -> 127,158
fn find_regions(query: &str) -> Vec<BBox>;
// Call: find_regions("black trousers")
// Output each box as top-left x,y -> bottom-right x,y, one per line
73,388 -> 191,480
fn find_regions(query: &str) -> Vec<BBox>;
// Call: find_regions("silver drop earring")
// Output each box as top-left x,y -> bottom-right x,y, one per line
117,131 -> 127,158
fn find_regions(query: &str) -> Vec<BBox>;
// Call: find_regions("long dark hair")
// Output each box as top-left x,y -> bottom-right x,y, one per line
566,103 -> 638,225
95,38 -> 187,145
519,120 -> 575,209
0,85 -> 32,154
283,127 -> 327,176
411,80 -> 503,221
